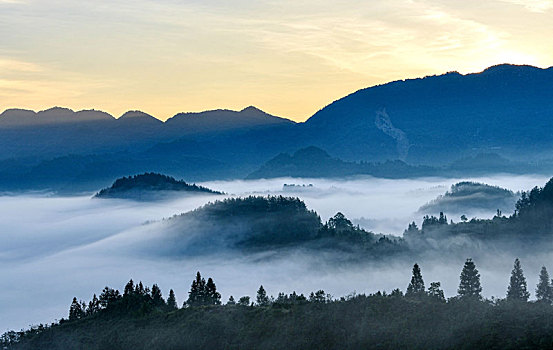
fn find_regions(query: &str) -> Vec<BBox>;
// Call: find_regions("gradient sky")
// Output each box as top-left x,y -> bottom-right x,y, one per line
1,0 -> 552,122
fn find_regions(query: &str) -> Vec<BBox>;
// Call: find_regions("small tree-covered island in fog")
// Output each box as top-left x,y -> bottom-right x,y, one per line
94,173 -> 223,200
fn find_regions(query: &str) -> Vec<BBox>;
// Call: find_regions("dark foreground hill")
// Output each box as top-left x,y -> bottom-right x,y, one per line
6,283 -> 553,350
94,173 -> 223,200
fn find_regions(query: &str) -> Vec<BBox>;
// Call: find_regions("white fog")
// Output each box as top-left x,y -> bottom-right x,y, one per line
0,174 -> 550,332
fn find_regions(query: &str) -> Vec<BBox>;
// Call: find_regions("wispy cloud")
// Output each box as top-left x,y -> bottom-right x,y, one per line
498,0 -> 553,12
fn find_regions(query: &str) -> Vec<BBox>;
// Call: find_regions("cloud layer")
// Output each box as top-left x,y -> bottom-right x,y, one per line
1,174 -> 550,332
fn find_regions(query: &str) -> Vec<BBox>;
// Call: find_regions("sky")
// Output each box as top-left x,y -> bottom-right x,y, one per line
0,0 -> 552,122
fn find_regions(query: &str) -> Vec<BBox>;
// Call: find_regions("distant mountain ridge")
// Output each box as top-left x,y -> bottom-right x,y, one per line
2,63 -> 553,192
0,105 -> 293,160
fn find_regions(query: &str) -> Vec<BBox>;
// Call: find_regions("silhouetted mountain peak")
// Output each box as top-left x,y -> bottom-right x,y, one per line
118,110 -> 162,126
479,63 -> 545,75
240,105 -> 265,115
293,146 -> 331,160
0,108 -> 37,127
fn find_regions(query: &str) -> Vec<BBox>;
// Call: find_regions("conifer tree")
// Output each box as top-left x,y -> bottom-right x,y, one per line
206,278 -> 221,305
427,282 -> 445,302
151,284 -> 165,306
507,258 -> 530,302
124,279 -> 134,296
238,296 -> 250,306
256,285 -> 270,306
458,258 -> 482,300
69,297 -> 84,321
99,287 -> 121,308
86,294 -> 100,315
188,271 -> 207,306
167,289 -> 178,310
406,263 -> 425,297
536,266 -> 552,303
135,281 -> 145,296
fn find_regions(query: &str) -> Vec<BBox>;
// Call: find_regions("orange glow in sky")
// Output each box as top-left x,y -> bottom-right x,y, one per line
0,0 -> 552,121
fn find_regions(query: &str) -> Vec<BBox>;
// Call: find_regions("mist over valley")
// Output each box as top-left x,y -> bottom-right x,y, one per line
1,173 -> 551,333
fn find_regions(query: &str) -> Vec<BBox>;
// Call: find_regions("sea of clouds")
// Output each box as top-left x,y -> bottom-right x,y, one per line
0,174 -> 550,331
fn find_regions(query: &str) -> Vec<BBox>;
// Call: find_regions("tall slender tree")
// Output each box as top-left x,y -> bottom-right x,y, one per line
206,278 -> 221,305
458,258 -> 482,300
256,285 -> 270,306
187,271 -> 207,306
536,266 -> 552,303
124,279 -> 135,297
167,289 -> 178,310
507,258 -> 530,302
69,297 -> 85,321
406,263 -> 425,297
86,294 -> 100,315
427,282 -> 445,302
151,284 -> 165,306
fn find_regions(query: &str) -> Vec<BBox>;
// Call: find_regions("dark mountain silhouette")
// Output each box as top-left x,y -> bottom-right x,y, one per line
95,173 -> 222,200
296,64 -> 553,163
247,146 -> 549,180
0,106 -> 293,160
165,106 -> 293,134
247,146 -> 436,179
2,64 -> 553,192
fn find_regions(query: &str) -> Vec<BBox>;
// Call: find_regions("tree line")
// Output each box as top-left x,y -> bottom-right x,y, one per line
5,258 -> 553,349
28,256 -> 553,330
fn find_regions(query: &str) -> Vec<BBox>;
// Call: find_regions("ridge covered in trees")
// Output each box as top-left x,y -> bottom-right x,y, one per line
6,259 -> 553,349
418,181 -> 518,215
94,172 -> 223,199
167,195 -> 405,254
404,177 -> 553,251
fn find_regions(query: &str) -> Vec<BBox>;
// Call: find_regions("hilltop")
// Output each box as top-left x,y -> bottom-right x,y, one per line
94,173 -> 223,200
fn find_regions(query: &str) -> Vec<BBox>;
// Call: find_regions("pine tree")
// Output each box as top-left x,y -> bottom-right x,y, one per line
124,279 -> 134,296
205,278 -> 221,305
167,289 -> 178,310
135,281 -> 145,296
427,282 -> 445,302
256,285 -> 270,306
536,266 -> 552,303
406,263 -> 425,297
227,295 -> 236,305
188,271 -> 207,306
86,294 -> 100,315
458,258 -> 482,300
151,284 -> 165,306
69,297 -> 85,321
507,258 -> 530,302
99,287 -> 121,309
238,296 -> 251,306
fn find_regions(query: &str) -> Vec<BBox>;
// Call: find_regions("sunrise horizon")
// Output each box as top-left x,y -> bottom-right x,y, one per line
2,61 -> 550,122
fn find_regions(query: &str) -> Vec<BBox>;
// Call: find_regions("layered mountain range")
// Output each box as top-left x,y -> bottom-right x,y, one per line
2,63 -> 553,191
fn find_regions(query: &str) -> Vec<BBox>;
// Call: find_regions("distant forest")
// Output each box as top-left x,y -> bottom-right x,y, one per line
154,177 -> 553,259
5,258 -> 553,349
